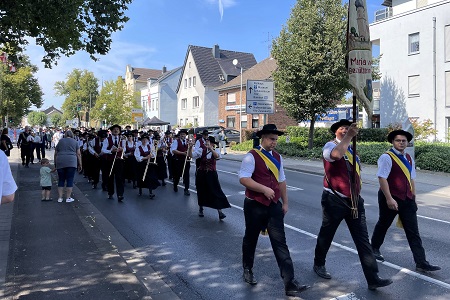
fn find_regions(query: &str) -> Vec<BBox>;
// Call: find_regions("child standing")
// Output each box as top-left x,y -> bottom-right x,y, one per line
40,158 -> 55,201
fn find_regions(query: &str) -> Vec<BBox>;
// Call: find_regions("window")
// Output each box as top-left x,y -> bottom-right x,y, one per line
252,114 -> 259,128
416,0 -> 427,8
189,62 -> 191,68
193,76 -> 196,87
408,33 -> 420,54
184,79 -> 187,88
227,116 -> 236,128
189,77 -> 191,87
227,93 -> 236,103
193,96 -> 200,108
408,75 -> 420,97
180,119 -> 183,126
241,114 -> 247,129
194,118 -> 198,127
445,25 -> 450,62
446,71 -> 450,106
151,100 -> 154,111
156,99 -> 159,110
181,98 -> 187,109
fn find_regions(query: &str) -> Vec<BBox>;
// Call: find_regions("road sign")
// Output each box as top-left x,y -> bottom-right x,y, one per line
131,108 -> 144,122
246,80 -> 274,114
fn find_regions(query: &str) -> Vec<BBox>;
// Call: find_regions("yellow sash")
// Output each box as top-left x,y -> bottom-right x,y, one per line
344,150 -> 361,183
254,148 -> 279,181
386,151 -> 412,191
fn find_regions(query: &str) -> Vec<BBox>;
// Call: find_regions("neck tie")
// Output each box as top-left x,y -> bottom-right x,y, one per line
114,137 -> 118,147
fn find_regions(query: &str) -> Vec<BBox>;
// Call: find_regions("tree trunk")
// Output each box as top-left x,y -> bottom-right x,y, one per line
308,118 -> 315,149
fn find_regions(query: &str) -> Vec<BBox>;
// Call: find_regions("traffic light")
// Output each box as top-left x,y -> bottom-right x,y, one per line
76,103 -> 82,111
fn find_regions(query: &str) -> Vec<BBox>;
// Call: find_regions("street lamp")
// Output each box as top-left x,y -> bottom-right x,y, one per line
232,59 -> 243,144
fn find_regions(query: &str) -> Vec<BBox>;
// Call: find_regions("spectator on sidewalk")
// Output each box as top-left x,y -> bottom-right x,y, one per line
40,158 -> 55,201
54,130 -> 82,203
218,128 -> 227,155
0,150 -> 17,204
1,128 -> 13,157
17,126 -> 32,167
371,130 -> 441,272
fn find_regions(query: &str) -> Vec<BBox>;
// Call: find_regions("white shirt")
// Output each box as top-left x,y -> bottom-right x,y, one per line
101,135 -> 124,154
377,147 -> 416,180
238,147 -> 286,182
191,142 -> 221,160
170,139 -> 188,155
134,143 -> 155,162
0,151 -> 17,204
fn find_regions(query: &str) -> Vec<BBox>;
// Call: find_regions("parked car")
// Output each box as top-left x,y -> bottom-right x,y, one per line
187,125 -> 224,140
209,128 -> 240,145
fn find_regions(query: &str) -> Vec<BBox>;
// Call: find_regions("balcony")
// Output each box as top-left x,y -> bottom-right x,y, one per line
374,7 -> 393,22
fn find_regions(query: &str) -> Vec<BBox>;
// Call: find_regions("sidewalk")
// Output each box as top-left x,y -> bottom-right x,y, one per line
1,148 -> 180,300
223,149 -> 450,197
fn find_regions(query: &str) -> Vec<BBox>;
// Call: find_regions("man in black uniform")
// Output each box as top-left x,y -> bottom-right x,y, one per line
17,126 -> 32,168
101,125 -> 125,201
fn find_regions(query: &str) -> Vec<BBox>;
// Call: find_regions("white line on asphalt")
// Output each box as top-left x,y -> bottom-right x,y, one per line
228,202 -> 450,291
418,215 -> 450,225
330,293 -> 359,300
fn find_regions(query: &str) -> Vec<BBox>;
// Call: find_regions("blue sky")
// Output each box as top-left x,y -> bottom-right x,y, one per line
26,0 -> 385,110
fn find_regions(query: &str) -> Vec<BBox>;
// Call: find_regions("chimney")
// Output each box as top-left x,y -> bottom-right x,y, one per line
162,66 -> 167,74
212,44 -> 220,59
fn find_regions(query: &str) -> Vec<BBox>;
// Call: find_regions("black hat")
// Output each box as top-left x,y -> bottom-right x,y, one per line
153,134 -> 161,140
109,124 -> 121,131
201,129 -> 209,135
256,124 -> 284,138
97,130 -> 108,138
139,134 -> 150,141
73,129 -> 81,135
207,136 -> 218,145
147,129 -> 154,132
131,129 -> 139,134
330,119 -> 353,133
387,130 -> 413,143
179,129 -> 188,135
165,130 -> 171,135
124,131 -> 133,137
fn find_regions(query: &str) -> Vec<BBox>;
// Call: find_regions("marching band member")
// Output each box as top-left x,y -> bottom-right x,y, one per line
154,133 -> 168,186
170,129 -> 193,196
101,124 -> 125,202
164,130 -> 174,180
87,131 -> 104,189
123,132 -> 137,189
192,135 -> 230,220
134,134 -> 160,199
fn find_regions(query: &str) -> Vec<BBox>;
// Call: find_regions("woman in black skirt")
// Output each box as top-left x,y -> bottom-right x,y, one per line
192,136 -> 230,220
154,133 -> 168,186
123,132 -> 137,188
134,134 -> 160,199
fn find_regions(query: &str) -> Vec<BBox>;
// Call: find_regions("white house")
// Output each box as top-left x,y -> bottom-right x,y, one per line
370,0 -> 450,140
176,44 -> 257,127
140,66 -> 182,126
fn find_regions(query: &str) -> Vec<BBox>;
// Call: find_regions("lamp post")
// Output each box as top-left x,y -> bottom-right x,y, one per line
232,59 -> 243,144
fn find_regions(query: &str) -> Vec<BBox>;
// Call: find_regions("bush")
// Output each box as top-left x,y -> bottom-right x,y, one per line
415,142 -> 450,172
356,142 -> 391,165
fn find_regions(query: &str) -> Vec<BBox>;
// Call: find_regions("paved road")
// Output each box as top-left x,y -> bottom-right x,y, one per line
72,156 -> 450,300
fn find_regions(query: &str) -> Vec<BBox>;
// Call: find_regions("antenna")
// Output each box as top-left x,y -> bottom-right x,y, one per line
261,32 -> 273,58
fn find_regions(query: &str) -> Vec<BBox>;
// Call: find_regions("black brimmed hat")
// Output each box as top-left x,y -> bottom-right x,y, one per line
131,129 -> 138,133
179,129 -> 188,135
165,130 -> 172,135
256,124 -> 284,138
387,130 -> 413,143
208,136 -> 218,145
109,124 -> 122,131
201,129 -> 209,135
139,134 -> 150,141
330,119 -> 353,133
97,130 -> 108,138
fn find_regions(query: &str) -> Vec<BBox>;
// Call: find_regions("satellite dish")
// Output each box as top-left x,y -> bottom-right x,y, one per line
232,59 -> 238,66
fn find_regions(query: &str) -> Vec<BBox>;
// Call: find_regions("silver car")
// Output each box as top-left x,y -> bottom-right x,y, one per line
209,128 -> 240,145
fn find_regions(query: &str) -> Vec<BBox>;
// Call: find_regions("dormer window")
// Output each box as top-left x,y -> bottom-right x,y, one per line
218,74 -> 225,81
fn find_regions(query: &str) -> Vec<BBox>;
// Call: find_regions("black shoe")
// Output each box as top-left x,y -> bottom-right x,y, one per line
162,181 -> 166,186
218,211 -> 226,220
313,265 -> 331,279
199,207 -> 204,217
416,262 -> 441,272
372,247 -> 385,262
108,195 -> 113,199
243,269 -> 257,285
22,161 -> 25,166
169,176 -> 173,180
184,190 -> 190,196
138,188 -> 142,196
133,183 -> 137,189
174,186 -> 178,192
285,279 -> 310,296
118,196 -> 124,202
25,165 -> 29,168
92,184 -> 97,189
368,276 -> 393,290
149,193 -> 155,199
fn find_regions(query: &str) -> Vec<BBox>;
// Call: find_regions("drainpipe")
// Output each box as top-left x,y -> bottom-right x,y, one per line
433,17 -> 437,141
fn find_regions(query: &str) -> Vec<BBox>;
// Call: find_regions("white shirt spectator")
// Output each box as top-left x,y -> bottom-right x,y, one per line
0,150 -> 17,204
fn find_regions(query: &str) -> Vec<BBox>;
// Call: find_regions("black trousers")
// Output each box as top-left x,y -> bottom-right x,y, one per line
166,153 -> 173,178
173,158 -> 190,190
371,190 -> 427,265
105,159 -> 124,197
242,198 -> 295,285
20,145 -> 31,165
100,158 -> 108,189
36,143 -> 45,160
314,191 -> 379,284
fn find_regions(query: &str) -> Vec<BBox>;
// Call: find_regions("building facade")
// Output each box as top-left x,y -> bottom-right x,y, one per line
176,44 -> 257,127
371,0 -> 450,140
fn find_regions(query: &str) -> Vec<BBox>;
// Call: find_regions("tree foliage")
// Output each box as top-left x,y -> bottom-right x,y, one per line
50,114 -> 64,128
90,77 -> 139,127
27,111 -> 47,127
0,56 -> 43,125
410,118 -> 438,141
272,0 -> 348,149
55,69 -> 99,125
0,0 -> 132,67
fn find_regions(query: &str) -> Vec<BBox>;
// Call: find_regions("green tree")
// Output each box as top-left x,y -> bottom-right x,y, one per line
27,111 -> 47,126
272,0 -> 348,149
0,56 -> 43,125
0,0 -> 132,67
410,118 -> 438,141
50,114 -> 64,128
55,69 -> 99,126
90,77 -> 139,127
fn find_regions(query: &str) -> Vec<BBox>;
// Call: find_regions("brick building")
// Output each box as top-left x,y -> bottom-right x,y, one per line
216,57 -> 297,137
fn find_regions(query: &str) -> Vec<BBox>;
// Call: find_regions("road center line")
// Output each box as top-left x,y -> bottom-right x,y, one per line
229,203 -> 450,290
418,215 -> 450,225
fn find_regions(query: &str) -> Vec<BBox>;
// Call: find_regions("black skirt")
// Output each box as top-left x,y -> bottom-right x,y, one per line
195,169 -> 230,210
136,160 -> 160,190
156,155 -> 167,180
124,156 -> 137,181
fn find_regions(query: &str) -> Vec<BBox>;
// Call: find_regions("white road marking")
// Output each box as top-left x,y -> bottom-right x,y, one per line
228,202 -> 450,291
330,293 -> 359,300
418,215 -> 450,225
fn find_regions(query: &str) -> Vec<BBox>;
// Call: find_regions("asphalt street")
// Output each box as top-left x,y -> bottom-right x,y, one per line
74,155 -> 450,300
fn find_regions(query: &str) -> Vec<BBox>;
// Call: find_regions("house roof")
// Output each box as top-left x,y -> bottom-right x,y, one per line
382,0 -> 392,7
177,45 -> 257,91
216,57 -> 278,91
42,105 -> 63,115
153,66 -> 183,85
132,67 -> 165,82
